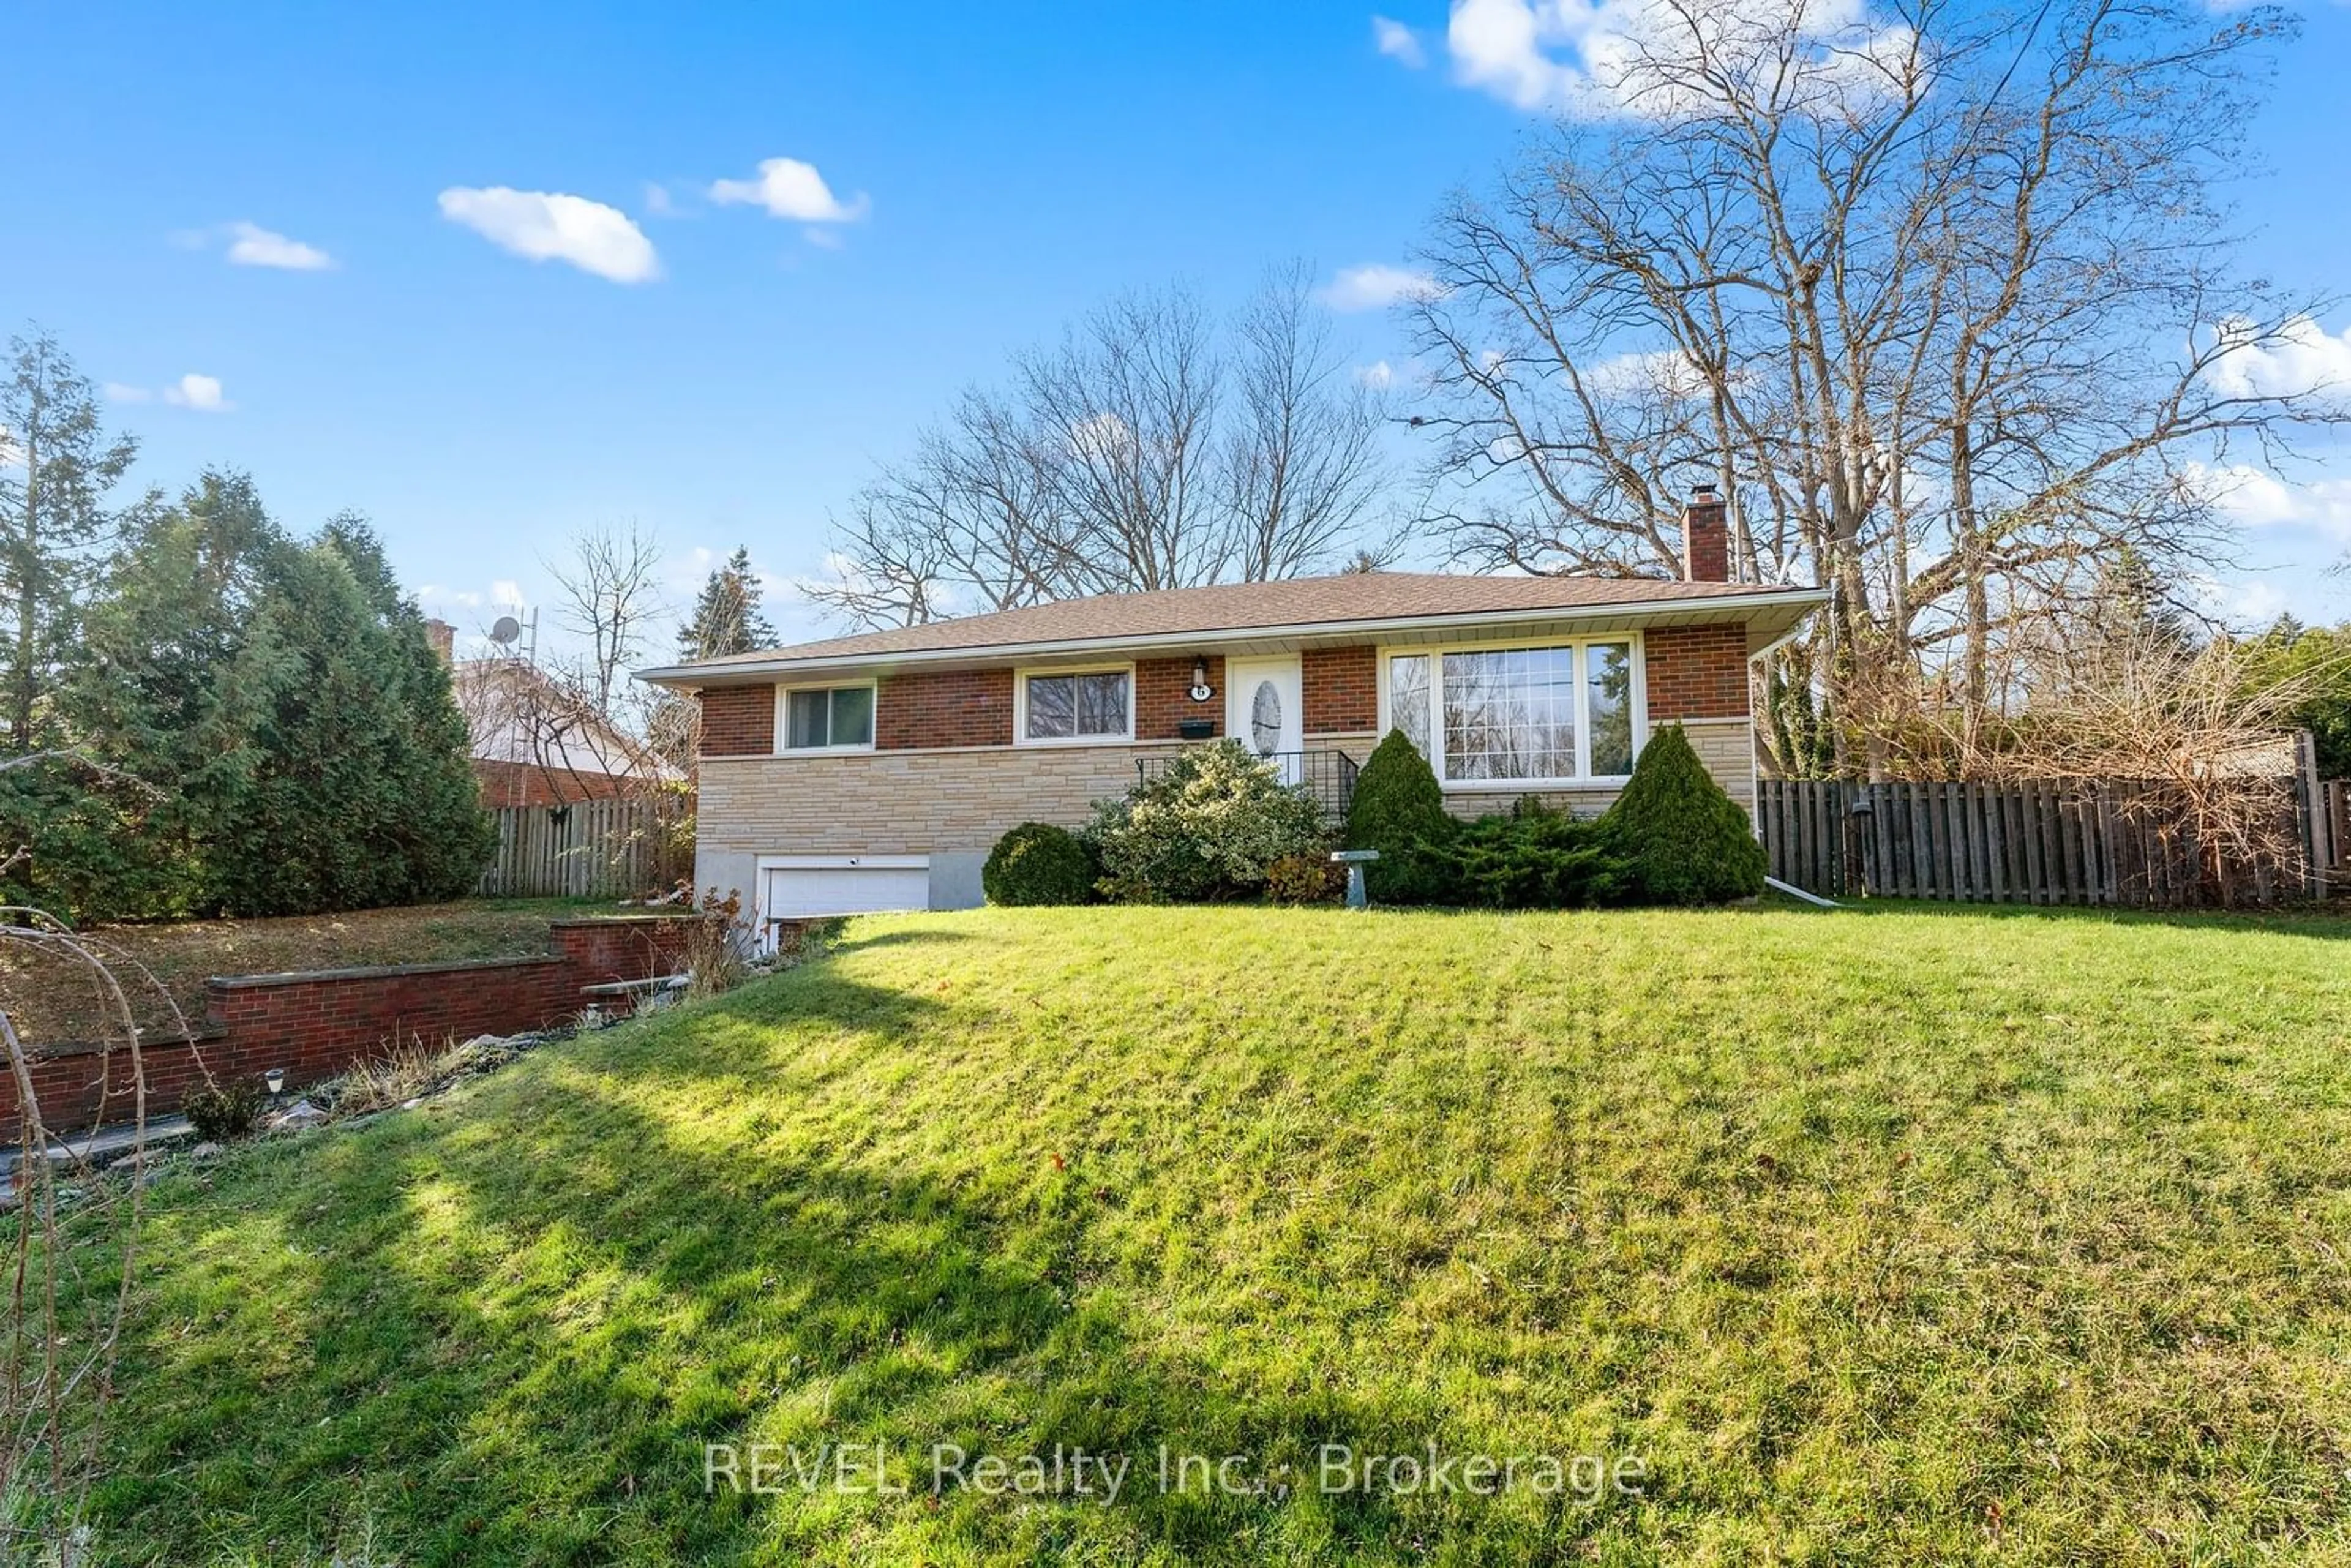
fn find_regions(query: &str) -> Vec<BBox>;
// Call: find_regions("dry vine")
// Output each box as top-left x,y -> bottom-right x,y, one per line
1916,636 -> 2340,905
0,908 -> 187,1556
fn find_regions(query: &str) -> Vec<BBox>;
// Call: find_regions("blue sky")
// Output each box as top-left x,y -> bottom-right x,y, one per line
9,0 -> 2350,658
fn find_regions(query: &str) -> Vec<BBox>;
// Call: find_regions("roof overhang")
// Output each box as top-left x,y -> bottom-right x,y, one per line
637,588 -> 1830,692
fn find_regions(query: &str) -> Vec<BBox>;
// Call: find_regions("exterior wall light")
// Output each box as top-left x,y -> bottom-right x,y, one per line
1188,657 -> 1213,703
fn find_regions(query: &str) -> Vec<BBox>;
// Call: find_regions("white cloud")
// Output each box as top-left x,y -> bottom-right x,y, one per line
2197,462 -> 2351,541
1449,0 -> 1585,108
1584,345 -> 1711,397
1358,359 -> 1397,388
437,187 -> 661,283
170,221 -> 337,269
642,182 -> 676,217
1315,263 -> 1444,312
490,580 -> 527,608
1443,0 -> 1913,118
1373,15 -> 1428,66
1067,411 -> 1137,464
802,226 -> 847,251
2207,314 -> 2351,400
223,221 -> 335,271
707,157 -> 869,224
162,373 -> 230,413
102,381 -> 153,403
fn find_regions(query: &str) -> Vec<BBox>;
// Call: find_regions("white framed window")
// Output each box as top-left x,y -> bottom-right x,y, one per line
1378,636 -> 1644,789
1014,664 -> 1134,746
776,681 -> 877,752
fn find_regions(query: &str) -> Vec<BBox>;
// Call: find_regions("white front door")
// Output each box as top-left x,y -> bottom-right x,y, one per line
1226,656 -> 1303,782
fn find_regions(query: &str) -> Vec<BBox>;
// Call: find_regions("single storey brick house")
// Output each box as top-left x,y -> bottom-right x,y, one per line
640,492 -> 1823,931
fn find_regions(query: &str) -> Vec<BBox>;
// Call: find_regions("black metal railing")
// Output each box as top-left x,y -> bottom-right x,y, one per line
1136,748 -> 1360,822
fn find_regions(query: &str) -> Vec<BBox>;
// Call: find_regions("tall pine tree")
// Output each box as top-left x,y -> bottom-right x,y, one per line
209,523 -> 491,916
677,546 -> 775,659
7,473 -> 494,920
58,471 -> 279,913
0,329 -> 140,751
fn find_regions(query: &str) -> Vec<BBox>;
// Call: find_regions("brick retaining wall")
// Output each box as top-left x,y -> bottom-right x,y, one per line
4,916 -> 696,1135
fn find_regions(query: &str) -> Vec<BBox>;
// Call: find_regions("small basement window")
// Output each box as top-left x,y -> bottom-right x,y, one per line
779,683 -> 876,751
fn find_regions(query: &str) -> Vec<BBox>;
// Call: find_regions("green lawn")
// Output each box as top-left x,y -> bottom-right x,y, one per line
66,902 -> 2351,1564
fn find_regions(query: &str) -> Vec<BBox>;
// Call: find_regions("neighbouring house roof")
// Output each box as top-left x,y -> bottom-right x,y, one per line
638,571 -> 1828,689
454,658 -> 671,781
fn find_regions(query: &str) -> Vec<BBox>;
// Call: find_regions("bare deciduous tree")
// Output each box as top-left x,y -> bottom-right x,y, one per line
807,271 -> 1394,628
1224,263 -> 1397,582
544,522 -> 665,717
1408,0 -> 2348,775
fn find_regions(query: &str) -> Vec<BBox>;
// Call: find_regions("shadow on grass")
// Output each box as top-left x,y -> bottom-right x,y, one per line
821,925 -> 978,955
82,997 -> 1597,1566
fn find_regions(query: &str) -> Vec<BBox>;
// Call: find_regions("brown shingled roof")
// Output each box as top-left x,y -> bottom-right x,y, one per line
642,571 -> 1822,683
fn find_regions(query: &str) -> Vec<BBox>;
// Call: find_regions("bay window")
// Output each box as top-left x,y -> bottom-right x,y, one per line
1384,640 -> 1641,785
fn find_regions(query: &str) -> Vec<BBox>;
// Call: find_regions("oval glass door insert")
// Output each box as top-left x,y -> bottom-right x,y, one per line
1250,680 -> 1282,755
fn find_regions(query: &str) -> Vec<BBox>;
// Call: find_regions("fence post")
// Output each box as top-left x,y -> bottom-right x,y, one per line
2295,730 -> 2329,901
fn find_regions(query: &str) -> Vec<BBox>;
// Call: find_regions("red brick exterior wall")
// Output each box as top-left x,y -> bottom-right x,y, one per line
1136,655 -> 1223,740
699,686 -> 775,756
1646,623 -> 1750,718
1302,645 -> 1378,734
1683,492 -> 1731,582
876,667 -> 1016,749
691,628 -> 1750,752
472,758 -> 639,809
0,917 -> 697,1131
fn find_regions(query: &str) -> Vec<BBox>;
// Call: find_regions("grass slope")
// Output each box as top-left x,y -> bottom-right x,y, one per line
72,904 -> 2351,1564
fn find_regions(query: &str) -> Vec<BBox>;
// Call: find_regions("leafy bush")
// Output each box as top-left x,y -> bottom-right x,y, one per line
1600,723 -> 1767,904
182,1081 -> 266,1142
983,822 -> 1098,906
1345,729 -> 1456,902
1425,796 -> 1632,909
1086,740 -> 1327,902
1264,852 -> 1343,904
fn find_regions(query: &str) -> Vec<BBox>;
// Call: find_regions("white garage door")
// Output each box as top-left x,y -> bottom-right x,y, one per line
760,857 -> 930,920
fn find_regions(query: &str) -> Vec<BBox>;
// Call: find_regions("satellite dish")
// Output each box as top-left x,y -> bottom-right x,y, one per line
489,615 -> 523,646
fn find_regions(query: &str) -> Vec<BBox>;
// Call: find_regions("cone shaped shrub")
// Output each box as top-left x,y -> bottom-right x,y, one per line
1346,729 -> 1454,902
1600,724 -> 1767,904
983,822 -> 1098,906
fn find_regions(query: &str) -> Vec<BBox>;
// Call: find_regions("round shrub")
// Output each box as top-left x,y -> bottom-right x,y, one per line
184,1081 -> 267,1142
1085,740 -> 1327,902
1264,851 -> 1343,904
1600,724 -> 1767,904
983,822 -> 1098,906
1346,729 -> 1454,902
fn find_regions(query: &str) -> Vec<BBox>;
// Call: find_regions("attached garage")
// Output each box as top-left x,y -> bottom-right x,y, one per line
756,855 -> 929,936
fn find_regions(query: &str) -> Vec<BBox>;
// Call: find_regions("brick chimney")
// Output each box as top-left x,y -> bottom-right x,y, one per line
424,618 -> 456,664
1682,485 -> 1730,583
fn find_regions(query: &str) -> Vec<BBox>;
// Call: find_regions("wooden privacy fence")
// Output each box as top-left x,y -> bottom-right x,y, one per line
1759,776 -> 2332,908
479,797 -> 692,899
